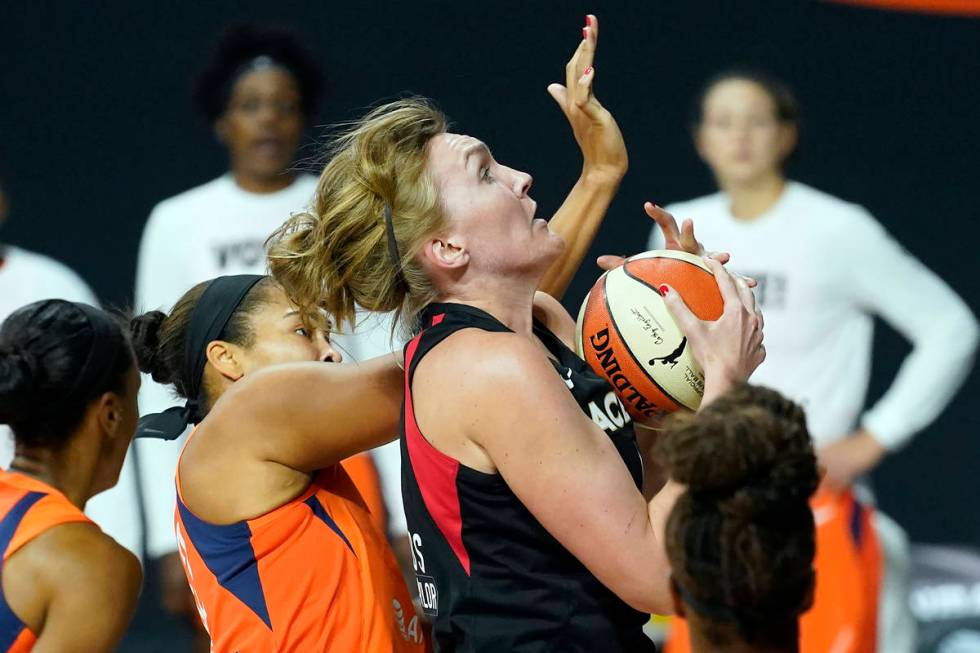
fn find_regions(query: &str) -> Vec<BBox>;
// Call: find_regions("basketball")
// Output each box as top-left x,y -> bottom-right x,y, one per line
575,250 -> 724,420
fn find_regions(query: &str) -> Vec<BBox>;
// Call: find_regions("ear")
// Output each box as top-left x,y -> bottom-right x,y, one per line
422,236 -> 470,272
95,392 -> 125,440
778,122 -> 798,161
669,576 -> 686,618
206,340 -> 245,382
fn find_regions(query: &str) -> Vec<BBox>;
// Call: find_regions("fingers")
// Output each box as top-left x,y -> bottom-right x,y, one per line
660,284 -> 700,336
679,219 -> 704,256
547,83 -> 570,117
644,201 -> 681,240
596,254 -> 627,270
707,251 -> 731,265
705,257 -> 740,309
565,15 -> 596,94
734,274 -> 757,313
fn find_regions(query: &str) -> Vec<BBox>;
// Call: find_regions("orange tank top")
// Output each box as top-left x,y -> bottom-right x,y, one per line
174,431 -> 424,653
0,470 -> 93,653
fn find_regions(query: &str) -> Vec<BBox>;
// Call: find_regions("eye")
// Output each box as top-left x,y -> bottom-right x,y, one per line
480,167 -> 494,183
237,98 -> 261,113
294,327 -> 311,338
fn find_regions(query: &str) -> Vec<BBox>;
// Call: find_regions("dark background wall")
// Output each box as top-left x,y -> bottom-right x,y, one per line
1,1 -> 977,546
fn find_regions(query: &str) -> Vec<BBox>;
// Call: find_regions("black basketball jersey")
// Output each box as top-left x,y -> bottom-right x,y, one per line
399,302 -> 656,653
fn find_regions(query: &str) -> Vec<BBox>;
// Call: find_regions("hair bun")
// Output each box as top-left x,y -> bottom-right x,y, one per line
0,344 -> 40,424
659,385 -> 819,519
130,311 -> 167,381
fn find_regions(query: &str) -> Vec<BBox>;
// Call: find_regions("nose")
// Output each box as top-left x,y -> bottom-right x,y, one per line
512,170 -> 533,198
315,332 -> 343,363
322,342 -> 342,364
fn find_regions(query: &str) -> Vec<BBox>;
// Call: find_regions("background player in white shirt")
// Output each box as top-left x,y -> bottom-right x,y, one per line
649,70 -> 977,653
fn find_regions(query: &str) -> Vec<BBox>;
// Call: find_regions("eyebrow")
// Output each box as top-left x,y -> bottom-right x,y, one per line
462,141 -> 491,167
282,310 -> 301,319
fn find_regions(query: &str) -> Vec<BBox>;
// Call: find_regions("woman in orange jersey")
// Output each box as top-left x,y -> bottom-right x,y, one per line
131,275 -> 423,653
658,384 -> 820,653
0,299 -> 142,652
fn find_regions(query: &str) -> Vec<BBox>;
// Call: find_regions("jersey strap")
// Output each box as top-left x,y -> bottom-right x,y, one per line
0,491 -> 45,651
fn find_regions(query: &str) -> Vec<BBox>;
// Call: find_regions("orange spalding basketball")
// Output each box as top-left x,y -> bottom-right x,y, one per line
575,250 -> 724,420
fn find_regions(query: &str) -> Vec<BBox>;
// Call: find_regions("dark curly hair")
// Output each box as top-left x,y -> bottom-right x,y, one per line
192,24 -> 325,124
658,384 -> 819,649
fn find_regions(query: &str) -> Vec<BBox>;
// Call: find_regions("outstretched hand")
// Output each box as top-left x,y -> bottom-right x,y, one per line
547,14 -> 627,186
597,203 -> 725,271
660,257 -> 765,404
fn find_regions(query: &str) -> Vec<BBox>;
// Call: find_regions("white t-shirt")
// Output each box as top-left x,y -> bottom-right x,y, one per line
133,173 -> 319,558
0,246 -> 143,555
650,181 -> 978,449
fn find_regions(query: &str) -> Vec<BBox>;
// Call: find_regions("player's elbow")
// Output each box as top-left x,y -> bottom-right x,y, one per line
617,576 -> 674,616
941,304 -> 980,361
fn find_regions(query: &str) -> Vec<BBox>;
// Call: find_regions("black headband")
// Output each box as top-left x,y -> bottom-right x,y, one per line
136,274 -> 265,440
66,303 -> 121,405
383,203 -> 408,288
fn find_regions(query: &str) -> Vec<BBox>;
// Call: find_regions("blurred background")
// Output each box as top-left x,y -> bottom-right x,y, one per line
1,1 -> 977,651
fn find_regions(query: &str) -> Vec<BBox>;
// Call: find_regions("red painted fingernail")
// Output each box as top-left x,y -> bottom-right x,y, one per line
582,27 -> 588,39
659,285 -> 669,297
586,15 -> 593,26
584,65 -> 593,75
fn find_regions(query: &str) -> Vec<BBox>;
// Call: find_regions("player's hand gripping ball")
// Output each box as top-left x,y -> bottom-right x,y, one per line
576,250 -> 723,421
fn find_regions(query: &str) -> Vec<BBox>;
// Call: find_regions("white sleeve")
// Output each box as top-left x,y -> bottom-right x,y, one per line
843,209 -> 979,450
133,205 -> 190,558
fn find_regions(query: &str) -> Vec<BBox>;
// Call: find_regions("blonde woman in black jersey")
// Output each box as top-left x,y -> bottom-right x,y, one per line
269,15 -> 766,652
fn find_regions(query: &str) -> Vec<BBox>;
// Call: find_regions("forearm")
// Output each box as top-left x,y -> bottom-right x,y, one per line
862,303 -> 978,448
644,479 -> 685,614
538,172 -> 622,299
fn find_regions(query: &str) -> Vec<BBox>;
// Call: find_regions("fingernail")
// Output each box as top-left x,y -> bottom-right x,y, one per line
586,15 -> 593,26
584,65 -> 593,75
659,285 -> 669,297
582,27 -> 588,39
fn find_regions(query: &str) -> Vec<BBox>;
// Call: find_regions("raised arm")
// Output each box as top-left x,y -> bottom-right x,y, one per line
538,14 -> 628,299
208,352 -> 405,473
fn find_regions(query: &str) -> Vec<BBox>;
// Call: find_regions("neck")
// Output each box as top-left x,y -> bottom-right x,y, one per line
440,276 -> 539,337
719,172 -> 785,221
8,437 -> 100,509
231,168 -> 295,194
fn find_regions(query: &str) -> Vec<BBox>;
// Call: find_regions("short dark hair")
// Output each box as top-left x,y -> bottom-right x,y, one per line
192,24 -> 325,124
0,300 -> 134,449
691,67 -> 800,129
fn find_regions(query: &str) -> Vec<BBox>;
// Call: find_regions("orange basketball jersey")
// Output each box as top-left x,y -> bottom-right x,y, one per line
340,452 -> 388,537
0,470 -> 93,653
174,436 -> 424,653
